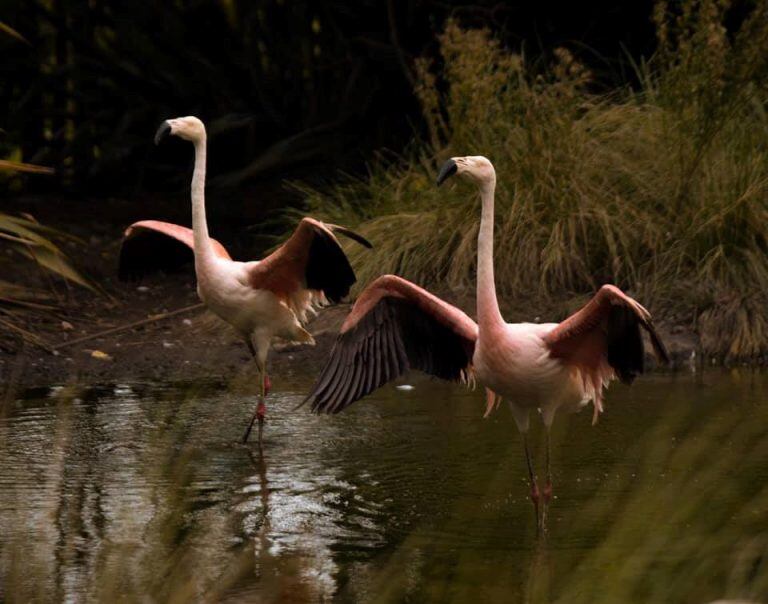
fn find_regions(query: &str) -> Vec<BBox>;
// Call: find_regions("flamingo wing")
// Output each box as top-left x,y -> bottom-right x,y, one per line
247,217 -> 372,312
304,275 -> 478,414
118,220 -> 231,281
543,284 -> 669,385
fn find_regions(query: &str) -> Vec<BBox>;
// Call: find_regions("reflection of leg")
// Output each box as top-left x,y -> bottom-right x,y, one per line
256,369 -> 267,444
542,429 -> 553,535
524,534 -> 552,603
523,432 -> 540,534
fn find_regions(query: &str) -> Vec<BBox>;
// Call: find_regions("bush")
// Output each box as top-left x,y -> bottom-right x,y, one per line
300,1 -> 768,360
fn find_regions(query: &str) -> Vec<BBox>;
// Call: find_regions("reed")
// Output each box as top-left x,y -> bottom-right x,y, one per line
300,1 -> 768,360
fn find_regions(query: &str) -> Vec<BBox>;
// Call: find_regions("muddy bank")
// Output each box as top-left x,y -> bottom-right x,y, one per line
0,195 -> 698,390
0,276 -> 348,390
0,272 -> 697,392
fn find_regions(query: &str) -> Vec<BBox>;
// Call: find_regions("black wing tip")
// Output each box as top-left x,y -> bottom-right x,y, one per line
306,227 -> 358,302
329,224 -> 373,249
647,323 -> 671,366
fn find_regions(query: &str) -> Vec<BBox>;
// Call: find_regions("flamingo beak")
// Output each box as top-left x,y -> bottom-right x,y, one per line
436,159 -> 458,186
154,121 -> 172,145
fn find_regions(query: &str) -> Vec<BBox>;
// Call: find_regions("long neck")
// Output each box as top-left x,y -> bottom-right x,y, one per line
477,177 -> 504,330
191,136 -> 215,267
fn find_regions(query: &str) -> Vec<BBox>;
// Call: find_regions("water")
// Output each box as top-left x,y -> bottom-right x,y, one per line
1,370 -> 767,602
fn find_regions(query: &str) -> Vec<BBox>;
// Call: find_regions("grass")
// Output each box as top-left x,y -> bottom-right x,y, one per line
299,1 -> 768,361
2,371 -> 767,602
0,163 -> 95,351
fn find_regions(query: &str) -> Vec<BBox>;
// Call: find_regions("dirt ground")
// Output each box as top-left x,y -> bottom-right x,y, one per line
0,272 -> 696,393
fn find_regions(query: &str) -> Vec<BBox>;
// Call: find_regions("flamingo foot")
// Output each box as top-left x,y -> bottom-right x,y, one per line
542,480 -> 552,504
530,482 -> 541,504
530,482 -> 541,534
242,374 -> 270,445
242,401 -> 267,445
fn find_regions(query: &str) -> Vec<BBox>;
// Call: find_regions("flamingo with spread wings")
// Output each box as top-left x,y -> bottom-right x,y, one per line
119,116 -> 371,444
303,155 -> 668,530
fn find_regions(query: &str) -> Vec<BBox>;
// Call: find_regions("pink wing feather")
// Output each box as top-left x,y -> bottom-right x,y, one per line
543,284 -> 669,423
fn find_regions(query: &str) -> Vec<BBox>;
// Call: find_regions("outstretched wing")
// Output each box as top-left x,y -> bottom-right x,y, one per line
247,217 -> 372,316
304,275 -> 478,414
544,284 -> 668,381
543,284 -> 669,422
118,220 -> 231,281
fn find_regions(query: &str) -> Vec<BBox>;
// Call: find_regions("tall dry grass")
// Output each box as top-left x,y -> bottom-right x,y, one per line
299,1 -> 768,360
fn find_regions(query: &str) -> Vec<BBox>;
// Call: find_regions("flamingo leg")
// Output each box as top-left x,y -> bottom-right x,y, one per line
242,340 -> 267,444
523,433 -> 541,534
242,367 -> 267,444
541,429 -> 553,534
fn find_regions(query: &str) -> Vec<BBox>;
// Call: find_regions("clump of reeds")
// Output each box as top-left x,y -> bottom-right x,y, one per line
0,155 -> 97,351
300,0 -> 768,360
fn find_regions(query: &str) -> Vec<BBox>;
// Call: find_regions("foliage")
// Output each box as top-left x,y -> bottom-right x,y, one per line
0,1 -> 661,197
0,161 -> 94,349
301,1 -> 768,360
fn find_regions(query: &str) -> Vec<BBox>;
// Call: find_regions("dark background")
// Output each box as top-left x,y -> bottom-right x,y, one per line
3,1 -> 656,226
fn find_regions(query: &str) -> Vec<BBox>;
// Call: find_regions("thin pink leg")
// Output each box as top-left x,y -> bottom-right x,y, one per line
541,429 -> 553,535
523,433 -> 541,534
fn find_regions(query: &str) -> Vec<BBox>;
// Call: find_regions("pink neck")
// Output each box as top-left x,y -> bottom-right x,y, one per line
476,178 -> 504,332
190,136 -> 215,272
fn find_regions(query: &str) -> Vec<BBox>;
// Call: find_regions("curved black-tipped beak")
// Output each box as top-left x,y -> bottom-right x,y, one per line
436,159 -> 457,186
154,121 -> 172,145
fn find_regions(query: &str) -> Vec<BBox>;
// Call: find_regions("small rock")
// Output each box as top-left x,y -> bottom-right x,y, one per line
162,341 -> 174,349
137,286 -> 150,292
182,319 -> 192,326
396,385 -> 414,391
89,350 -> 113,361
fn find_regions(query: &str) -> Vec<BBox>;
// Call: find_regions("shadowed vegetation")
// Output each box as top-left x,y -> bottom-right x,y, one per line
0,163 -> 94,352
301,1 -> 768,360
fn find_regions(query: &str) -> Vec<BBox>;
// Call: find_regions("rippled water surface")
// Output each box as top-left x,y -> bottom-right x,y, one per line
1,370 -> 768,602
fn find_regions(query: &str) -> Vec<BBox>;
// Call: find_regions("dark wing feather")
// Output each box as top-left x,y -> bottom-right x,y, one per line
118,229 -> 195,281
326,224 -> 373,249
305,297 -> 474,414
118,220 -> 231,281
305,225 -> 358,303
606,304 -> 646,383
544,284 -> 670,385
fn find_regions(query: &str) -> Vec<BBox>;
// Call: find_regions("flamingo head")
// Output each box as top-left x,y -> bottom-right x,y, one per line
155,116 -> 206,145
436,155 -> 495,188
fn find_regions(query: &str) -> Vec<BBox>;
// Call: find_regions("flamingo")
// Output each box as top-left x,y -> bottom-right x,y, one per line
302,155 -> 668,530
119,116 -> 372,444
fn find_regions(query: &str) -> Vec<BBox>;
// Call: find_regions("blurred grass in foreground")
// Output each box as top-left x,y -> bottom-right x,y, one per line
299,0 -> 768,361
1,372 -> 767,602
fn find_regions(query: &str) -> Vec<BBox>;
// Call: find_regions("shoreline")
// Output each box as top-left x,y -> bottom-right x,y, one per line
1,280 -> 698,392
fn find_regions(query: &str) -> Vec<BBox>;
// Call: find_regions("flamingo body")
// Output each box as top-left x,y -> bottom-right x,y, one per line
303,155 -> 668,530
474,322 -> 577,430
119,116 -> 371,442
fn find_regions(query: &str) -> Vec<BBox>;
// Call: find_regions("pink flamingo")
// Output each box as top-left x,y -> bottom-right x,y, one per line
303,155 -> 668,529
119,116 -> 371,444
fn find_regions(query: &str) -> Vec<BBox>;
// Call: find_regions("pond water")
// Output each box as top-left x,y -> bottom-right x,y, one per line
1,370 -> 767,603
